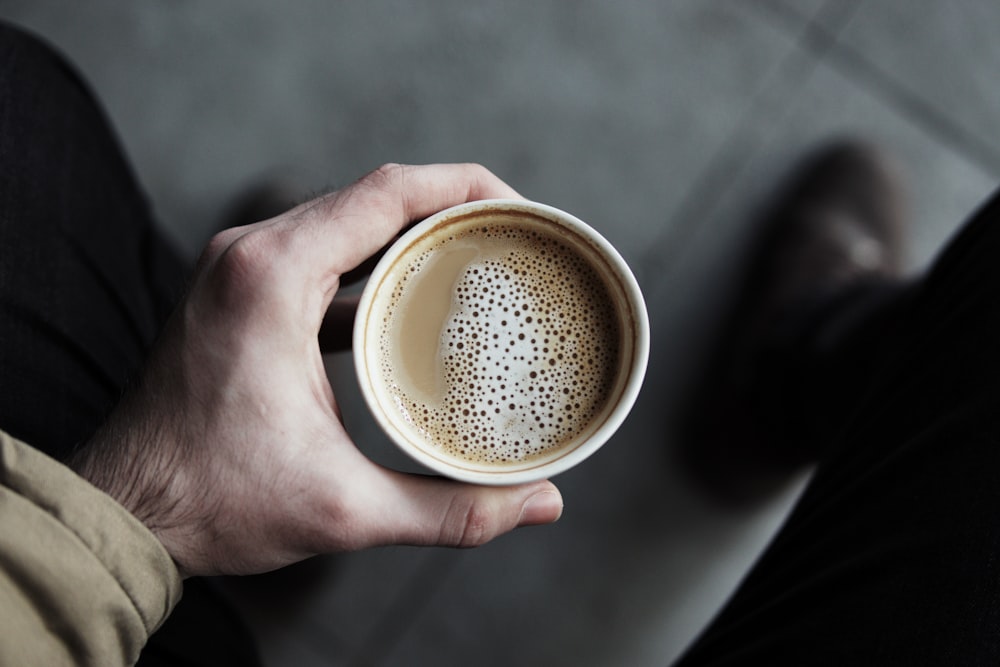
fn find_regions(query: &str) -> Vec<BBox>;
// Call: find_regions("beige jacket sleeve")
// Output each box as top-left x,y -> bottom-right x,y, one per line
0,430 -> 183,666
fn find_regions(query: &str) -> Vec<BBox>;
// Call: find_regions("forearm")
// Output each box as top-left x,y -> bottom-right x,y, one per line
0,430 -> 182,667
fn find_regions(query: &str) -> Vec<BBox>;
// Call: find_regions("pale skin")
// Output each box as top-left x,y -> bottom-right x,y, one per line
69,163 -> 564,579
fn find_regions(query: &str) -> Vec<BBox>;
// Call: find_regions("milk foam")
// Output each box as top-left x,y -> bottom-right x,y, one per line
378,219 -> 621,466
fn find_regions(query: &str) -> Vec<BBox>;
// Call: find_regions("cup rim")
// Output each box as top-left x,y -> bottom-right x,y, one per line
353,199 -> 649,485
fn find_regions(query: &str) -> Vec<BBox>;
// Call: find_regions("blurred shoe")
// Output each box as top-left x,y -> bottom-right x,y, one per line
679,139 -> 907,503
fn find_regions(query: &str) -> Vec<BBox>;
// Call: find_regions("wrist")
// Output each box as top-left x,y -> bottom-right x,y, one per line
68,397 -> 200,578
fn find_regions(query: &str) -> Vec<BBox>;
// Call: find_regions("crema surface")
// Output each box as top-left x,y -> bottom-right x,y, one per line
377,217 -> 622,466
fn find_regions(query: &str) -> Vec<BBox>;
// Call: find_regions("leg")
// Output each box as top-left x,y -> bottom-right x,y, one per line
0,23 -> 261,667
681,142 -> 909,500
678,169 -> 1000,662
0,22 -> 183,460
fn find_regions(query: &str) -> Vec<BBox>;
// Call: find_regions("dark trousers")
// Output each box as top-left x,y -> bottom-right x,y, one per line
678,186 -> 1000,665
3,21 -> 999,667
0,24 -> 261,667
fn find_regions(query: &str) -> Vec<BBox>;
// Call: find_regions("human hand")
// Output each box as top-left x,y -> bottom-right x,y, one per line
70,163 -> 563,578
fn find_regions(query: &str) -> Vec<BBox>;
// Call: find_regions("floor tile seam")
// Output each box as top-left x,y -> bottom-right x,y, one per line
815,36 -> 1000,178
238,579 -> 365,665
745,0 -> 861,62
271,551 -> 451,665
291,607 -> 361,663
637,3 -> 836,293
285,559 -> 441,667
351,550 -> 466,665
741,0 -> 829,31
783,1 -> 1000,178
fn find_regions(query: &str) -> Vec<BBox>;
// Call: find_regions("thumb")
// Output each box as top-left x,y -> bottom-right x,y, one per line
363,470 -> 563,548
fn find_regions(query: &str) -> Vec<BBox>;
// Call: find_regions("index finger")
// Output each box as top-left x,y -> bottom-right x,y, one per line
297,163 -> 522,277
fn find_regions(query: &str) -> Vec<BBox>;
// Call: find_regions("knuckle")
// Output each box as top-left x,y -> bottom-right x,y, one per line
365,162 -> 406,191
341,163 -> 407,212
200,229 -> 238,265
445,498 -> 494,548
459,163 -> 505,199
375,161 -> 405,178
208,230 -> 282,304
218,231 -> 271,278
316,495 -> 364,551
462,162 -> 491,177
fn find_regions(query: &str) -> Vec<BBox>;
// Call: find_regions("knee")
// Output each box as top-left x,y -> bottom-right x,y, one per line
0,21 -> 92,108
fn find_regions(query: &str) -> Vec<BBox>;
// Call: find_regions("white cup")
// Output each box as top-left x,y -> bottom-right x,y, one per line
354,200 -> 649,485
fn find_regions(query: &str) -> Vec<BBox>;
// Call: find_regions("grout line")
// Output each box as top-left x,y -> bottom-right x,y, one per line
784,1 -> 1000,177
728,0 -> 1000,178
816,38 -> 1000,177
638,1 -> 861,287
748,0 -> 811,27
352,550 -> 466,665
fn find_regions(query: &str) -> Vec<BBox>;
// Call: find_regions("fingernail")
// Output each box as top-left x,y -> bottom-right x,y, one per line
518,491 -> 563,526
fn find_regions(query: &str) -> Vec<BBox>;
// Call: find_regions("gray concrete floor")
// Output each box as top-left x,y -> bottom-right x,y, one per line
4,1 -> 999,665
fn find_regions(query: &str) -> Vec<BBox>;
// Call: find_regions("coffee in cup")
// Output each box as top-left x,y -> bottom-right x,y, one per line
354,200 -> 648,485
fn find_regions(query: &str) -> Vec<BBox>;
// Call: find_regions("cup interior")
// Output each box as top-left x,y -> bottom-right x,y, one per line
354,199 -> 648,485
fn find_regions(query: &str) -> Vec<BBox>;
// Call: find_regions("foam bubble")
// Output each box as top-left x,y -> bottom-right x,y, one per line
377,217 -> 621,466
